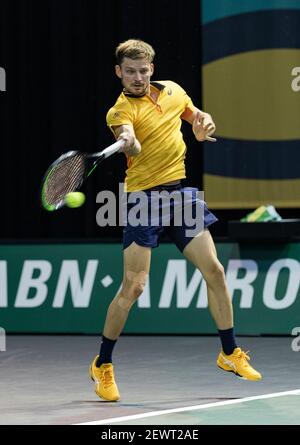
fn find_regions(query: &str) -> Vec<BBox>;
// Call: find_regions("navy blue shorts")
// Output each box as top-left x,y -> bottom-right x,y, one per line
122,184 -> 218,252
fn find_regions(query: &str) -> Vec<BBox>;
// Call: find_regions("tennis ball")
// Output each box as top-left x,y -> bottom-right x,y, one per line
65,192 -> 85,208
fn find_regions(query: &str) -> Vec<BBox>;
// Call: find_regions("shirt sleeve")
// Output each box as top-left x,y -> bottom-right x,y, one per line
106,99 -> 134,132
169,82 -> 194,120
181,88 -> 195,120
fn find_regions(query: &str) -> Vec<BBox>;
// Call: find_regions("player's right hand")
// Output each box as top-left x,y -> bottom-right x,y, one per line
118,132 -> 141,156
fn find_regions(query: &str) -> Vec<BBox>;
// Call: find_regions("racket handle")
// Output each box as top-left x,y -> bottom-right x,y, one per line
100,139 -> 125,158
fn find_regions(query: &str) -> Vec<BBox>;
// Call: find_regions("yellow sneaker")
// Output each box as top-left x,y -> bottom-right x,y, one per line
217,348 -> 262,381
89,355 -> 120,401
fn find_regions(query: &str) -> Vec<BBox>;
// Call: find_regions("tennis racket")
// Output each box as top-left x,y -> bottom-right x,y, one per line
41,139 -> 124,211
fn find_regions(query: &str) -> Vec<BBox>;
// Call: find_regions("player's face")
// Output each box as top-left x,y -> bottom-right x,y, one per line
115,57 -> 154,96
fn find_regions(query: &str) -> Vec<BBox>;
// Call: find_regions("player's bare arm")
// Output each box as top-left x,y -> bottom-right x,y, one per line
182,107 -> 217,142
112,124 -> 142,156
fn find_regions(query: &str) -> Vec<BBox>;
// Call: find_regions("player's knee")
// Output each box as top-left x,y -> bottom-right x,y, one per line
118,282 -> 144,310
131,281 -> 145,299
125,278 -> 145,300
119,281 -> 145,309
204,261 -> 225,284
123,270 -> 148,301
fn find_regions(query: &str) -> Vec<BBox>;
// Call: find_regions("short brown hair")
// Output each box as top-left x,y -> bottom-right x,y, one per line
115,39 -> 155,65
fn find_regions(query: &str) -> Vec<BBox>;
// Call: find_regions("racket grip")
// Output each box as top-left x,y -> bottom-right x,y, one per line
102,139 -> 125,158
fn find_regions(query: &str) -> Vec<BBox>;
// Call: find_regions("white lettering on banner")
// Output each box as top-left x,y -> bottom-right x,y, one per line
226,260 -> 258,308
15,261 -> 52,308
1,256 -> 300,310
137,279 -> 151,308
0,261 -> 8,308
159,260 -> 204,308
53,260 -> 98,308
196,280 -> 208,308
263,259 -> 300,309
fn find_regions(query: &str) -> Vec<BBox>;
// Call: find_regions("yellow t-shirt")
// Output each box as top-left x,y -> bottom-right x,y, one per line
106,80 -> 194,191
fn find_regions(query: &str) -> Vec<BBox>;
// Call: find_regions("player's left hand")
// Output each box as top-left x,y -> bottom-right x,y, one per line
192,111 -> 217,142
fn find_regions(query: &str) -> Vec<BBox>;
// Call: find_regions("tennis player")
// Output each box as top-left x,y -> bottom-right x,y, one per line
90,39 -> 262,401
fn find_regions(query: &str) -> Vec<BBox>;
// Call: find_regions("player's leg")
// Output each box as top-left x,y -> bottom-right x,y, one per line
103,241 -> 151,340
182,230 -> 262,380
90,242 -> 151,401
183,229 -> 233,330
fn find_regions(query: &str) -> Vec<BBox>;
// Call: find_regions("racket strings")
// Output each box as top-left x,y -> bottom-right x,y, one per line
44,154 -> 85,206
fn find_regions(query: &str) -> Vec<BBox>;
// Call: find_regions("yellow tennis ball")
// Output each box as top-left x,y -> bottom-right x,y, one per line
65,192 -> 85,208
